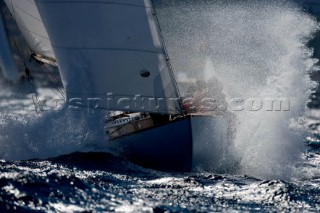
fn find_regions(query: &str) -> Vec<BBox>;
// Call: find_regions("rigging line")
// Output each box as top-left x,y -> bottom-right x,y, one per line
28,77 -> 37,95
21,75 -> 42,114
40,63 -> 64,95
14,3 -> 42,23
149,0 -> 182,113
41,60 -> 65,99
23,70 -> 37,94
37,66 -> 62,98
26,57 -> 64,112
4,1 -> 56,112
12,32 -> 39,100
13,41 -> 27,66
8,1 -> 39,61
10,15 -> 31,67
39,64 -> 65,99
13,40 -> 33,81
16,22 -> 50,41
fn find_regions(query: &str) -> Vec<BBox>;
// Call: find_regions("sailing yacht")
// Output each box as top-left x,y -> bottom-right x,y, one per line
1,0 -> 232,171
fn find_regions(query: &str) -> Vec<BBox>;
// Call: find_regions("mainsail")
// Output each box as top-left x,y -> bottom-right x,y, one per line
34,0 -> 181,114
0,8 -> 19,81
4,0 -> 54,62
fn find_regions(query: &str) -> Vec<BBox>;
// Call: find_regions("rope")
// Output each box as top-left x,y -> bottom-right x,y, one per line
2,1 -> 64,113
39,63 -> 65,99
149,0 -> 182,114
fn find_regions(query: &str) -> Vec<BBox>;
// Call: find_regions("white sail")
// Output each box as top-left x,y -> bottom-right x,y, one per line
0,10 -> 19,81
4,0 -> 54,60
35,0 -> 181,114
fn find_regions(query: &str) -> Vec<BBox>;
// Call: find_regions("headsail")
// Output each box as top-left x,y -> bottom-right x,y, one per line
4,0 -> 55,63
0,8 -> 19,81
35,0 -> 181,114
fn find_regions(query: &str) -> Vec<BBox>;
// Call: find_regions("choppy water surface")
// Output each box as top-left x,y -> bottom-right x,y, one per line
0,149 -> 319,212
0,0 -> 320,212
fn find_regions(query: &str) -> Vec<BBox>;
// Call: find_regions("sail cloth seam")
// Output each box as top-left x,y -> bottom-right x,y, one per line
5,0 -> 55,61
6,0 -> 51,59
33,1 -> 151,8
8,2 -> 49,40
2,1 -> 28,66
16,23 -> 50,41
11,2 -> 42,22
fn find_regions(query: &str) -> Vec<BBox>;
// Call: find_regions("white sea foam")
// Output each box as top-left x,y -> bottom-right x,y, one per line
0,78 -> 106,160
0,109 -> 106,161
157,0 -> 319,179
0,0 -> 318,181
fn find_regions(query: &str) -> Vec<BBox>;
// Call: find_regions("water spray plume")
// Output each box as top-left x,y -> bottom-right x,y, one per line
157,0 -> 319,179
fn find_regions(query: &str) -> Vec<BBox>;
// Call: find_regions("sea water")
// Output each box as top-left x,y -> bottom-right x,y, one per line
0,0 -> 320,212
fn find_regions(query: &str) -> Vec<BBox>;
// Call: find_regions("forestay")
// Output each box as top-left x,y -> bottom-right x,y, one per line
35,0 -> 181,114
0,9 -> 19,81
4,0 -> 54,60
